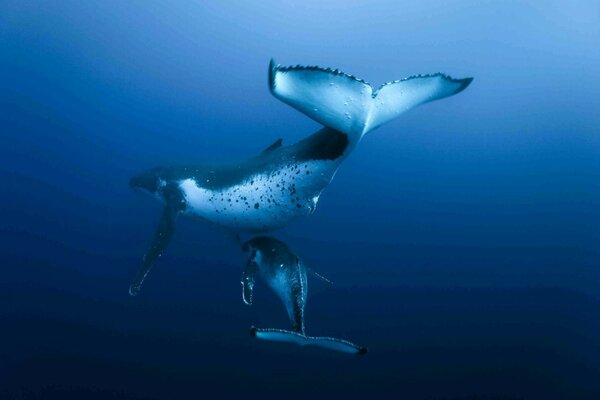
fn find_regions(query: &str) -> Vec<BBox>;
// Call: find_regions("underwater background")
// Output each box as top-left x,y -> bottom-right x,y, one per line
1,1 -> 600,399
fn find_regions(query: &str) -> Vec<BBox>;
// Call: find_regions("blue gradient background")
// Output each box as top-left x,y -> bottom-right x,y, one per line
1,1 -> 599,399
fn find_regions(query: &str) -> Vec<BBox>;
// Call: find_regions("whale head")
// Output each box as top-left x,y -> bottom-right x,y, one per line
129,168 -> 163,195
242,236 -> 294,276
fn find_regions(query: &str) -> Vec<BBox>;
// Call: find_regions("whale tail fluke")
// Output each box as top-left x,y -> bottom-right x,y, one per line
269,59 -> 472,140
250,326 -> 367,355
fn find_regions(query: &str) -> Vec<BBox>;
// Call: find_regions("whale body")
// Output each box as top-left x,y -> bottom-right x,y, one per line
242,236 -> 367,354
131,127 -> 350,233
242,236 -> 308,333
128,60 -> 473,295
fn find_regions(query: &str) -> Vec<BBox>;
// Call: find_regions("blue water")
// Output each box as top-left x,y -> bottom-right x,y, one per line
1,1 -> 600,399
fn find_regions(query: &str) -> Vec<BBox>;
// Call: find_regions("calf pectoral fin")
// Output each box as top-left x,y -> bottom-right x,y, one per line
250,327 -> 367,355
129,204 -> 179,296
241,261 -> 257,306
304,335 -> 367,355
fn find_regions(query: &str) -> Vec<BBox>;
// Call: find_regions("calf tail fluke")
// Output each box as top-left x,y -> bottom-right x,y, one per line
250,326 -> 367,355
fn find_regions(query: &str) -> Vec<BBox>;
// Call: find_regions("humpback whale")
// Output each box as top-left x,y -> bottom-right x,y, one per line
242,236 -> 366,354
128,60 -> 473,295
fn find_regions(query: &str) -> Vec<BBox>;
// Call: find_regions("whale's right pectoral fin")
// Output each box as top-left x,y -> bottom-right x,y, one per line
129,206 -> 178,296
129,184 -> 184,296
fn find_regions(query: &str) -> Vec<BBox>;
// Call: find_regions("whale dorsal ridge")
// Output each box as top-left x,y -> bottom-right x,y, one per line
261,138 -> 283,154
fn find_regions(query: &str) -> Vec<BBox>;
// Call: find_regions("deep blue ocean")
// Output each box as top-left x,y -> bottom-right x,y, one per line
1,1 -> 600,399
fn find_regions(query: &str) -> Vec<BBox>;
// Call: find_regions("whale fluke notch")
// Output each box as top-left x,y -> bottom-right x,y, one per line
250,326 -> 367,355
269,59 -> 473,139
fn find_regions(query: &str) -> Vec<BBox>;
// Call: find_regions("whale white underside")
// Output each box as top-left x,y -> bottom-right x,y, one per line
262,253 -> 307,325
263,258 -> 296,311
179,159 -> 334,231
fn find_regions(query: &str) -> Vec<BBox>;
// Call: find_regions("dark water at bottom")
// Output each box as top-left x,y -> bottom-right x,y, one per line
2,239 -> 600,400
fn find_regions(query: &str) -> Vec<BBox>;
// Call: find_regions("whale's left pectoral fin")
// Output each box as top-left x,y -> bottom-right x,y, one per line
250,327 -> 367,355
129,184 -> 184,296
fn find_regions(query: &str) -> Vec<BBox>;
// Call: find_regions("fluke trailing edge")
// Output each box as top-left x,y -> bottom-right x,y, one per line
128,60 -> 473,295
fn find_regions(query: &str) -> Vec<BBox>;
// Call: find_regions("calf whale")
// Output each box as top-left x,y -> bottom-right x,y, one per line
242,236 -> 366,354
128,60 -> 473,295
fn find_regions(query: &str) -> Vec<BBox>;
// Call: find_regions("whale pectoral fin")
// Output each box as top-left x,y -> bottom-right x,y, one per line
269,59 -> 472,137
129,184 -> 184,296
241,261 -> 257,306
251,327 -> 307,346
129,205 -> 178,296
303,334 -> 367,355
250,327 -> 367,355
